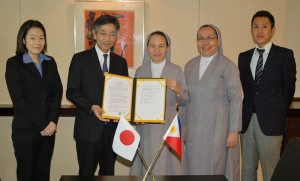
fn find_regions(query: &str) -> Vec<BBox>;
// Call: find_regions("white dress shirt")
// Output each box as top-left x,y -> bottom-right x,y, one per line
95,45 -> 110,72
250,42 -> 272,79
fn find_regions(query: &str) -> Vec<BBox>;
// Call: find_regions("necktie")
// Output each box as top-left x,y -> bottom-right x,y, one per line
254,49 -> 265,87
103,54 -> 108,73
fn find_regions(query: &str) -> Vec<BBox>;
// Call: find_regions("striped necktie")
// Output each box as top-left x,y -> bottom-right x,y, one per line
103,54 -> 108,73
254,49 -> 265,87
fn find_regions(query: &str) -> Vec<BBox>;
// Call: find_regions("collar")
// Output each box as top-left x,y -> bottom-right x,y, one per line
151,59 -> 167,65
22,53 -> 51,64
200,51 -> 218,61
255,42 -> 272,54
95,45 -> 110,57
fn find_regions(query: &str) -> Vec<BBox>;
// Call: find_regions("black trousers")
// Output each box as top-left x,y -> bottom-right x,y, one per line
76,122 -> 117,176
12,128 -> 55,181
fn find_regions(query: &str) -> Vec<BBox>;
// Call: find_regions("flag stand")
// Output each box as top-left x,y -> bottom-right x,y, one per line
137,147 -> 156,181
142,141 -> 165,181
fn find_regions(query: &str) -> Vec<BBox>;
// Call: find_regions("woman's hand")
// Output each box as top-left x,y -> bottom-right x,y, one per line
166,78 -> 181,94
227,131 -> 239,148
40,121 -> 56,136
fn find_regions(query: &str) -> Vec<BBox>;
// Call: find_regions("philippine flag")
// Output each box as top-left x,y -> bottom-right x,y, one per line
163,115 -> 182,159
112,116 -> 140,161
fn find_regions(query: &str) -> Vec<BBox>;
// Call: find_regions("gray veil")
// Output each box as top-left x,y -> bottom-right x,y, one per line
198,24 -> 223,55
142,31 -> 172,65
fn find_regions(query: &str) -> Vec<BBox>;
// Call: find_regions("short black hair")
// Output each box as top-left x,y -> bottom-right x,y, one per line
93,14 -> 120,33
147,31 -> 169,47
252,10 -> 275,28
16,20 -> 47,55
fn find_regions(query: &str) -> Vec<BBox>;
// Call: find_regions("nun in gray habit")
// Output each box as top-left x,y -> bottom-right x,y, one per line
181,24 -> 242,181
130,31 -> 188,175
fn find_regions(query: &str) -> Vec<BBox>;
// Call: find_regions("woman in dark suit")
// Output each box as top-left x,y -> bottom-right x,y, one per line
5,20 -> 63,181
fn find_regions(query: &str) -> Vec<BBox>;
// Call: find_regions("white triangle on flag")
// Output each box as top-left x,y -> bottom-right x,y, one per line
163,115 -> 182,159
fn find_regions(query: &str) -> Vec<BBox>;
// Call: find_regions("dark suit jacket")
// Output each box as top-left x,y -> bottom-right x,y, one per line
238,44 -> 296,136
5,55 -> 63,131
66,47 -> 128,142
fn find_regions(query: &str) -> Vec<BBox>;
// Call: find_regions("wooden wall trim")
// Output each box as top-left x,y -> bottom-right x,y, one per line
0,105 -> 76,117
2,97 -> 300,117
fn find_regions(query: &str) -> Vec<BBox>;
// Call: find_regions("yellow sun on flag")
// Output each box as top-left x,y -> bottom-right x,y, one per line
170,125 -> 177,133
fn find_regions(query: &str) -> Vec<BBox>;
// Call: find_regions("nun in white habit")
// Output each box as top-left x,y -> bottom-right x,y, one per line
180,24 -> 242,181
129,31 -> 188,175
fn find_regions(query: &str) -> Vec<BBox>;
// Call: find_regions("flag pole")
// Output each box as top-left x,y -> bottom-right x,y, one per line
142,141 -> 165,181
137,147 -> 156,181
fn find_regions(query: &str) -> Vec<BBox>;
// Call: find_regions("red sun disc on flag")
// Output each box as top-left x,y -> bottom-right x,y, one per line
120,130 -> 135,145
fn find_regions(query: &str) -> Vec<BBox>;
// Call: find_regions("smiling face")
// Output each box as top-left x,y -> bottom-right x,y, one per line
147,34 -> 168,64
93,23 -> 118,53
251,17 -> 275,48
23,27 -> 45,60
197,26 -> 219,57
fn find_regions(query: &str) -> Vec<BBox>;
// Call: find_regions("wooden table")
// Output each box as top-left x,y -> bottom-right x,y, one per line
59,175 -> 228,181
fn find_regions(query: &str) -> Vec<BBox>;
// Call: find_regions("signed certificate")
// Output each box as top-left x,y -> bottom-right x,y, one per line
102,73 -> 166,123
102,74 -> 133,120
134,79 -> 166,123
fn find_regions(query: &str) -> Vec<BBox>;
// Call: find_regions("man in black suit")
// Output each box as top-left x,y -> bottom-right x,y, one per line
238,10 -> 296,181
66,14 -> 128,175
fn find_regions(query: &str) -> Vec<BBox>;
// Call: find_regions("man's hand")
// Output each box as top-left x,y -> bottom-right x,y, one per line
91,105 -> 110,123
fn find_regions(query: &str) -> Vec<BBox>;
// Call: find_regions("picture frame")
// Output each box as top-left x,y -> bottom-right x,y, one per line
74,0 -> 144,75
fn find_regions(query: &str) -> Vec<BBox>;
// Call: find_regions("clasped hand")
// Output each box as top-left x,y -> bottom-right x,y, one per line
40,121 -> 56,136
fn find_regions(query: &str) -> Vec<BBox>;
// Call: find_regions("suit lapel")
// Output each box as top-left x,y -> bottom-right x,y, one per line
144,63 -> 152,77
188,56 -> 201,82
160,62 -> 170,78
89,48 -> 103,77
23,61 -> 43,81
244,49 -> 256,86
200,54 -> 218,84
137,62 -> 151,77
259,44 -> 276,86
109,53 -> 117,74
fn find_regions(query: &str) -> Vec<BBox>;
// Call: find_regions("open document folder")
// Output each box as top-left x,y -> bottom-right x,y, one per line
102,73 -> 166,123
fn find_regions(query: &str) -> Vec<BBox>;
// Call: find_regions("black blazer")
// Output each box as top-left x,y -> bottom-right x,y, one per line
66,47 -> 128,142
238,44 -> 296,136
5,55 -> 63,131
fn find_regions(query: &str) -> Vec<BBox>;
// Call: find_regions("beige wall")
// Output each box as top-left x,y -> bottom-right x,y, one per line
0,0 -> 299,180
286,0 -> 300,100
0,0 -> 299,105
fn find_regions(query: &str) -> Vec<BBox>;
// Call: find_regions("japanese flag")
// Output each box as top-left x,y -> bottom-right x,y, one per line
112,116 -> 140,161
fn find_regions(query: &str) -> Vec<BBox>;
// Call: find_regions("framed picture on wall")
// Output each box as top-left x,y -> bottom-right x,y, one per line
74,0 -> 144,73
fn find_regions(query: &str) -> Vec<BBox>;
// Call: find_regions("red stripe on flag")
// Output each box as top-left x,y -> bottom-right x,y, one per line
165,137 -> 182,158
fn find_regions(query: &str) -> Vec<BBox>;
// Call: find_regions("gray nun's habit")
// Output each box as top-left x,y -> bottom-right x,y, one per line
129,31 -> 188,175
180,24 -> 242,181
